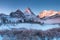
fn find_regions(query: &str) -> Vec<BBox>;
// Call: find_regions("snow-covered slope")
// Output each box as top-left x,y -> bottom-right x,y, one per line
0,23 -> 59,31
37,10 -> 60,24
0,23 -> 60,40
43,17 -> 60,24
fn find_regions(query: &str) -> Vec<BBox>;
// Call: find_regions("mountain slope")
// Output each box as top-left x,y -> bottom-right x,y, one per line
24,8 -> 42,24
37,10 -> 60,24
0,8 -> 43,25
0,9 -> 60,25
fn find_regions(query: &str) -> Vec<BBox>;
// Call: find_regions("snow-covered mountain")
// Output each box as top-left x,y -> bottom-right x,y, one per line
37,10 -> 58,19
37,10 -> 60,24
0,8 -> 43,25
0,9 -> 60,25
24,8 -> 43,24
0,9 -> 60,40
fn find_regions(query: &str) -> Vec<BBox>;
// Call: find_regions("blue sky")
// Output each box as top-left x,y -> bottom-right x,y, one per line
0,0 -> 60,15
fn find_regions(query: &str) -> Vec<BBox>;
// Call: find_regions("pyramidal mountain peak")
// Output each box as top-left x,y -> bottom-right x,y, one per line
25,8 -> 35,15
15,9 -> 23,14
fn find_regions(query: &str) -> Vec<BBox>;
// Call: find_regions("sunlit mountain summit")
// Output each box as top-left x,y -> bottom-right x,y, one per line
38,10 -> 60,19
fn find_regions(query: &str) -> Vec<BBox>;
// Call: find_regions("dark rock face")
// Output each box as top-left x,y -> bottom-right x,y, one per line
10,9 -> 25,18
0,28 -> 60,40
0,14 -> 8,24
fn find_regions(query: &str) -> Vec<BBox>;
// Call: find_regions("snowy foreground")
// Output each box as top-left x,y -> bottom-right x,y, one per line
0,23 -> 60,40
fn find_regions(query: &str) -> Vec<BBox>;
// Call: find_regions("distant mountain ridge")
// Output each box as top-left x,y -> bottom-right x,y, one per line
0,8 -> 60,25
37,10 -> 60,19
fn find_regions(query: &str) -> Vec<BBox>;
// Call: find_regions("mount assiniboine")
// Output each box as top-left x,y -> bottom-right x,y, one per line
0,8 -> 60,40
0,8 -> 60,25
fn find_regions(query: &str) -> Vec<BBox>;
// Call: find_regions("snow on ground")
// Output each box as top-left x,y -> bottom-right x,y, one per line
0,23 -> 60,40
0,23 -> 60,31
0,35 -> 3,40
